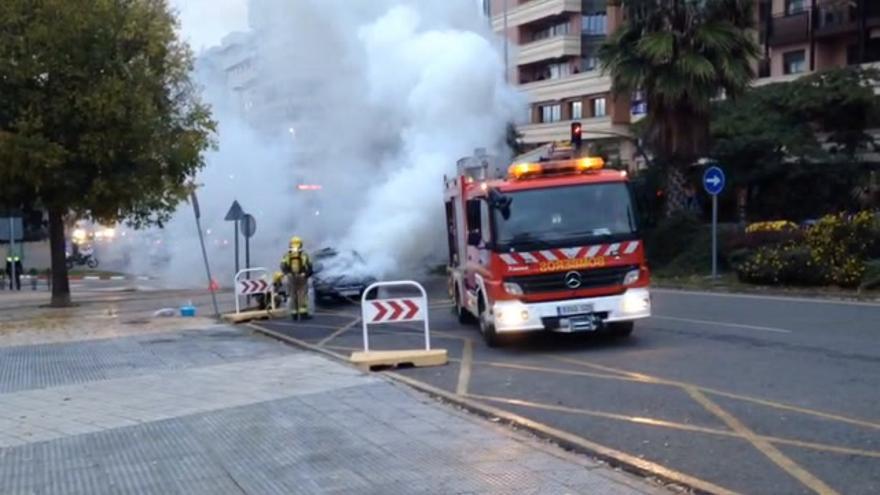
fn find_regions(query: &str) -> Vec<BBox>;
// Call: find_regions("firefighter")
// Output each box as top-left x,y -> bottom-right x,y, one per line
272,271 -> 287,302
5,255 -> 23,291
280,236 -> 313,319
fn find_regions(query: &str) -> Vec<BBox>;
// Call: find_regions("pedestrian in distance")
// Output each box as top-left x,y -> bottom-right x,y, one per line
5,255 -> 23,291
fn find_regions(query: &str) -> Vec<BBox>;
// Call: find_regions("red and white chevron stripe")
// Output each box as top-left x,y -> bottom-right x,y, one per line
366,298 -> 423,323
238,279 -> 270,295
498,241 -> 641,266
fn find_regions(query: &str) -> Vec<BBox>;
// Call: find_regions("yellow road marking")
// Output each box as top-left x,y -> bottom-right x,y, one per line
388,373 -> 741,495
479,360 -> 629,382
455,339 -> 474,396
470,394 -> 880,459
554,356 -> 880,430
317,318 -> 361,347
686,387 -> 840,495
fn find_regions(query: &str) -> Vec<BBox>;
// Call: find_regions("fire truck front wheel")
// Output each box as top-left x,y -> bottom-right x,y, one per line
479,303 -> 501,347
607,321 -> 634,338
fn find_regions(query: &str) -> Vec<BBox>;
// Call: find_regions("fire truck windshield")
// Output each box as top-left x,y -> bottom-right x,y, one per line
493,182 -> 637,249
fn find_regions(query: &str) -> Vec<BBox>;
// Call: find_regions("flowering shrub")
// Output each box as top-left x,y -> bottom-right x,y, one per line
745,220 -> 799,234
737,211 -> 878,287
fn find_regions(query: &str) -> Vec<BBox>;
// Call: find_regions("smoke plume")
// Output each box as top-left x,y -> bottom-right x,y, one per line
110,0 -> 523,286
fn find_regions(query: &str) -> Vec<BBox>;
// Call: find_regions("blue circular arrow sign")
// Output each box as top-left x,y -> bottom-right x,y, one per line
703,165 -> 726,196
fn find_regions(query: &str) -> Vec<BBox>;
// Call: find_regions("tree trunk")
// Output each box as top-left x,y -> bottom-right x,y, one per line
664,165 -> 689,217
48,207 -> 71,307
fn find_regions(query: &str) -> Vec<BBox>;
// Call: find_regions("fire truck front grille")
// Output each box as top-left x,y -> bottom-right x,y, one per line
507,265 -> 638,294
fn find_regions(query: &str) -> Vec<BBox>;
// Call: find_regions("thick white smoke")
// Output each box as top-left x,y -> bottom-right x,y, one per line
108,0 -> 523,286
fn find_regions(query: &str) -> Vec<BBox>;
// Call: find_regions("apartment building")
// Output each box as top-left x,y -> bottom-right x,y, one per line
488,0 -> 639,166
490,0 -> 880,165
757,0 -> 880,81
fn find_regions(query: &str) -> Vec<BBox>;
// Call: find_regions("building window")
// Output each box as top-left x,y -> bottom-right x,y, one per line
582,13 -> 607,35
571,101 -> 583,120
592,97 -> 607,118
541,104 -> 562,123
531,22 -> 570,42
547,62 -> 571,80
783,50 -> 806,74
579,56 -> 599,72
786,0 -> 806,14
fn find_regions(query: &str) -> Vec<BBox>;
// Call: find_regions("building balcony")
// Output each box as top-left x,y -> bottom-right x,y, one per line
518,117 -> 628,144
519,70 -> 612,103
517,34 -> 582,65
767,11 -> 810,46
813,4 -> 859,37
492,0 -> 581,31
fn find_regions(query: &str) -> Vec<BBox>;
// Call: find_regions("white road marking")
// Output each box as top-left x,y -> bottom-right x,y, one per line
653,288 -> 880,307
651,315 -> 792,334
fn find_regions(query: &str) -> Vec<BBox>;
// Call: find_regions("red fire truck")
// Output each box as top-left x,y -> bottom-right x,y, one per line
444,146 -> 651,346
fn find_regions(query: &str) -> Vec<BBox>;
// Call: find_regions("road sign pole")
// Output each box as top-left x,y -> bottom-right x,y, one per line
224,200 -> 245,284
191,191 -> 220,317
234,221 -> 240,274
702,164 -> 725,280
8,217 -> 16,291
712,194 -> 718,279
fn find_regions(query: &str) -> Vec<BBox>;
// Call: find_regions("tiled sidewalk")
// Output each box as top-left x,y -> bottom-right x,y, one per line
0,325 -> 665,494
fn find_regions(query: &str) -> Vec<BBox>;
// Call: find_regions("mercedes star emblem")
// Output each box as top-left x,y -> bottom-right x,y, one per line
564,271 -> 582,289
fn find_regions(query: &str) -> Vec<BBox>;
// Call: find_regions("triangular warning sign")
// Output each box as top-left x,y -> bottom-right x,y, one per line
224,200 -> 244,221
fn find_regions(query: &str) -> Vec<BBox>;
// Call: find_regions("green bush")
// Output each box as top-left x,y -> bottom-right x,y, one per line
860,260 -> 880,290
736,211 -> 877,288
645,214 -> 703,268
737,245 -> 826,286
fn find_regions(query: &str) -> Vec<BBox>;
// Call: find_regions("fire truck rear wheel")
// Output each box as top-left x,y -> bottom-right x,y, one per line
454,288 -> 474,324
607,322 -> 634,338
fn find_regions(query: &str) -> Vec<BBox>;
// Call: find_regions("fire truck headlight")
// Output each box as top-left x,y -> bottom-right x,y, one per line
622,291 -> 650,314
623,269 -> 641,286
502,282 -> 524,295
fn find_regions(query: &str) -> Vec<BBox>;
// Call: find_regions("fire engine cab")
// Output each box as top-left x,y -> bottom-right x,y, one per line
444,146 -> 651,346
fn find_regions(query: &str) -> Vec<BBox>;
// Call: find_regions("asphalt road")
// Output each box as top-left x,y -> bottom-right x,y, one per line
253,284 -> 880,495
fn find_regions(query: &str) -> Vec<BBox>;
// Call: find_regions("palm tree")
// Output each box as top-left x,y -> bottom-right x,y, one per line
599,0 -> 760,216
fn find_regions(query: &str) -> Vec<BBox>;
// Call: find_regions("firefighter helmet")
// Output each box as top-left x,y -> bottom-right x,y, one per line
289,236 -> 303,251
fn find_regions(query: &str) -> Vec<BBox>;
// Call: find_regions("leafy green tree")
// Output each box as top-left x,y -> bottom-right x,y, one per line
711,67 -> 880,220
0,0 -> 215,306
600,0 -> 760,216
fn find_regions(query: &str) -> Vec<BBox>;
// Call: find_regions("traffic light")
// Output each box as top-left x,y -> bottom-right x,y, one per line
570,122 -> 582,151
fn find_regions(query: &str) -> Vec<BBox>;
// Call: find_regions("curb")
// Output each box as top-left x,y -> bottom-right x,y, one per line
247,322 -> 737,495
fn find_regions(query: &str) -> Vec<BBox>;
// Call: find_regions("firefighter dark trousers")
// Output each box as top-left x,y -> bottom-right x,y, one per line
286,273 -> 309,316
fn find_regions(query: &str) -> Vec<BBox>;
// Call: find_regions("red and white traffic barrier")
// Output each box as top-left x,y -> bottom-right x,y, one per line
365,298 -> 422,323
360,281 -> 430,352
238,279 -> 270,295
233,268 -> 273,314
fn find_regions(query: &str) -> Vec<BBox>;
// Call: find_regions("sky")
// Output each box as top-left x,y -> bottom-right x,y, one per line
170,0 -> 249,52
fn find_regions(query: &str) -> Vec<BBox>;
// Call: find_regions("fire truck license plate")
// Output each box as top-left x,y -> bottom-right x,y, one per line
558,303 -> 594,316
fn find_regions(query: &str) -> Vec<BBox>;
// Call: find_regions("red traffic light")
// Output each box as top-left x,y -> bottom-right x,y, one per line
571,122 -> 583,149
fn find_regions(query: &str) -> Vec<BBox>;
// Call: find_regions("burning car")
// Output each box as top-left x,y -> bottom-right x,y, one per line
311,248 -> 378,302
